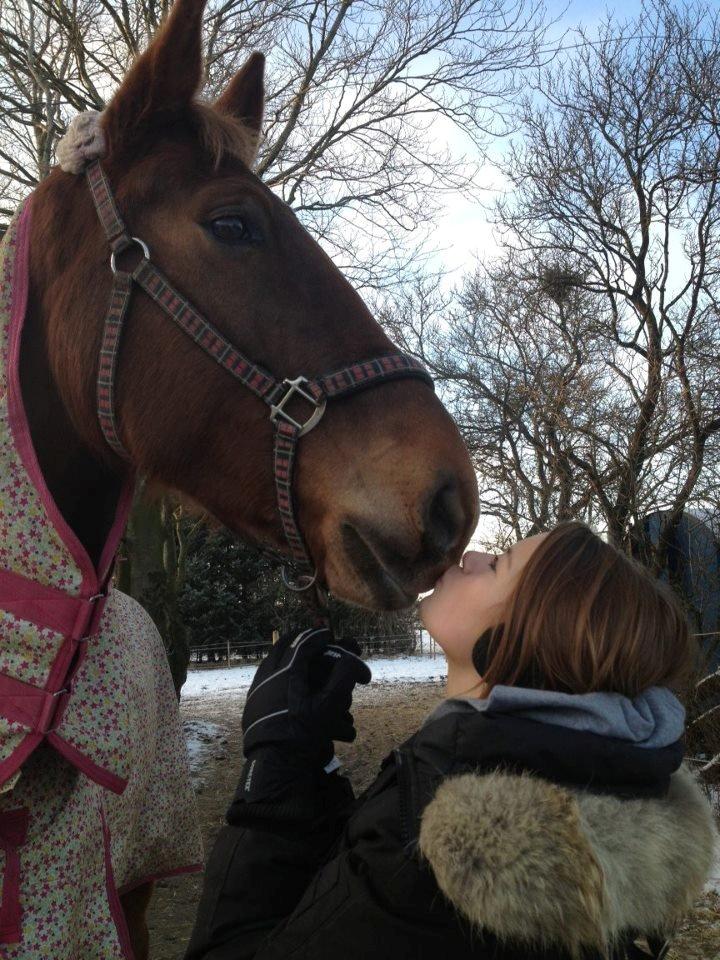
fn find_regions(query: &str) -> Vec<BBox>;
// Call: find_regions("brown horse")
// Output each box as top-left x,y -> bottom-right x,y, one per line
16,0 -> 477,950
24,3 -> 477,611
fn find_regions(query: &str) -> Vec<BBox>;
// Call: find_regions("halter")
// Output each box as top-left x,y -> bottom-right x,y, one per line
85,160 -> 433,591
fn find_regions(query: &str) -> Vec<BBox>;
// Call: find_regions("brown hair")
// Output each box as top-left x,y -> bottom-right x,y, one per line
478,521 -> 695,697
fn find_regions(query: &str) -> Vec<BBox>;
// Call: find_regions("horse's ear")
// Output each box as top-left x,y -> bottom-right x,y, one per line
215,52 -> 265,164
103,0 -> 207,157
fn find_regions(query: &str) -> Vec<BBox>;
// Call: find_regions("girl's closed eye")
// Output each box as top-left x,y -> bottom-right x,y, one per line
421,538 -> 544,666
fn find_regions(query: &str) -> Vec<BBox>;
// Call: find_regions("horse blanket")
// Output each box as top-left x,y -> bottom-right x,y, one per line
0,199 -> 203,957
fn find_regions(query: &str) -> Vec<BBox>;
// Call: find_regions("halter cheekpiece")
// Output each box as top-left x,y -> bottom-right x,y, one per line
84,159 -> 433,591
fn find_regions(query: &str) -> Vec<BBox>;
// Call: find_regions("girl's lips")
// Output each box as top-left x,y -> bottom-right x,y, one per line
437,563 -> 462,588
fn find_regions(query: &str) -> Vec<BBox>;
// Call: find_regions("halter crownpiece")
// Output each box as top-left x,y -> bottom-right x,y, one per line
75,153 -> 434,591
57,111 -> 106,174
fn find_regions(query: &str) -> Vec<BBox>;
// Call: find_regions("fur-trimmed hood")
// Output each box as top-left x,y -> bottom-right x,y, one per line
419,764 -> 716,958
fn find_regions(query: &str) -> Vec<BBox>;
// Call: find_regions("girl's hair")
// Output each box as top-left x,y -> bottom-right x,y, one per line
476,521 -> 695,697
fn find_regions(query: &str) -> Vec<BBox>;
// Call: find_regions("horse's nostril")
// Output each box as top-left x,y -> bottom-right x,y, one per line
423,478 -> 465,558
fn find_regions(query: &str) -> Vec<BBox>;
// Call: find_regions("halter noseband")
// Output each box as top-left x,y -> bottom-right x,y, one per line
85,160 -> 433,591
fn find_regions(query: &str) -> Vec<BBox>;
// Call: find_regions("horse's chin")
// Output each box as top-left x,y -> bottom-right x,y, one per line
326,571 -> 418,612
320,522 -> 447,611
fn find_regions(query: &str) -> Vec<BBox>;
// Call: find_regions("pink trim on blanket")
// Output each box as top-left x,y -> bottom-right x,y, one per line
0,568 -> 105,636
47,630 -> 91,728
48,733 -> 127,795
0,595 -> 128,791
0,669 -> 71,730
0,733 -> 42,795
0,667 -> 136,792
7,200 -> 95,592
100,804 -> 136,960
0,807 -> 29,944
117,861 -> 204,897
6,198 -> 135,598
45,633 -> 85,694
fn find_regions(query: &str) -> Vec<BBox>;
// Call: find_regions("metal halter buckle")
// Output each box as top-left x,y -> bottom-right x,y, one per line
269,377 -> 326,436
281,565 -> 318,592
110,236 -> 150,274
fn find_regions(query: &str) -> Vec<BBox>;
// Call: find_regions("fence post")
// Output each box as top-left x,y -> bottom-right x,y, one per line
226,637 -> 231,664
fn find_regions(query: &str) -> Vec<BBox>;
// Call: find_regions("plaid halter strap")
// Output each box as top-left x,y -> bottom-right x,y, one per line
85,160 -> 433,591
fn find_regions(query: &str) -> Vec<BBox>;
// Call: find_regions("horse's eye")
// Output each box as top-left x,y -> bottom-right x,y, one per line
208,215 -> 255,246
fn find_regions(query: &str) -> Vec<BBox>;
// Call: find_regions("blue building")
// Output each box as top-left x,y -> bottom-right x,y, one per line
642,510 -> 720,673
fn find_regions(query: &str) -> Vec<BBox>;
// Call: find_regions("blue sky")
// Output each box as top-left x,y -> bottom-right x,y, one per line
548,0 -> 646,31
429,0 -> 649,280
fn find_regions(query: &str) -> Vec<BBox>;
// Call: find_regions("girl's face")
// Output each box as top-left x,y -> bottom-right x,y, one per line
420,534 -> 547,666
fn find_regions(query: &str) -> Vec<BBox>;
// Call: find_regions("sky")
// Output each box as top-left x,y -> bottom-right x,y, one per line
428,0 -> 647,280
424,0 -> 650,547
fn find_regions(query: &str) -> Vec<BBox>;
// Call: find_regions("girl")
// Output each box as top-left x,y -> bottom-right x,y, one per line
185,521 -> 716,960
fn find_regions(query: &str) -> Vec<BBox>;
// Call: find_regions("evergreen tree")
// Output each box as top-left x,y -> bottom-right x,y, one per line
177,520 -> 421,667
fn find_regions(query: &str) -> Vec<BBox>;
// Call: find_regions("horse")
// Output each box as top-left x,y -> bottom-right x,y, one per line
0,0 -> 478,955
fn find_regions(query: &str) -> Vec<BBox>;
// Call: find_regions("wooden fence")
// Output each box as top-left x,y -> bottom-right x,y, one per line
188,630 -> 442,665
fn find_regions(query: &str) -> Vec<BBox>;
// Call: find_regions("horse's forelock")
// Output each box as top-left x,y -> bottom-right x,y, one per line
191,101 -> 260,171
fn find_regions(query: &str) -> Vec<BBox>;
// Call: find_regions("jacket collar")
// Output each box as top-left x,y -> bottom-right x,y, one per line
410,707 -> 684,799
404,709 -> 715,956
430,685 -> 685,750
419,764 -> 715,957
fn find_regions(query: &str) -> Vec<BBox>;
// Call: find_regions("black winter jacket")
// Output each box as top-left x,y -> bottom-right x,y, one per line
184,704 -> 715,960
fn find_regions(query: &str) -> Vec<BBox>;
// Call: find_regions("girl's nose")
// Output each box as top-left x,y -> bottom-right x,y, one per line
462,551 -> 494,574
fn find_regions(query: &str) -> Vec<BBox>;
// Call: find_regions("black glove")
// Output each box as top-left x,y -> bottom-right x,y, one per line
235,627 -> 371,813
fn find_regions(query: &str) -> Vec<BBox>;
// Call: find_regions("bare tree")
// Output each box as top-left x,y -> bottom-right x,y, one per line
491,0 -> 720,557
0,0 -> 549,287
384,0 -> 720,556
383,0 -> 720,781
382,258 -> 719,552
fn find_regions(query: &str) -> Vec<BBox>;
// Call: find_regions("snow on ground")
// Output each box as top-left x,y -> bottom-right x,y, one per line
181,653 -> 447,700
182,662 -> 720,902
182,718 -> 229,783
708,829 -> 720,894
706,787 -> 720,893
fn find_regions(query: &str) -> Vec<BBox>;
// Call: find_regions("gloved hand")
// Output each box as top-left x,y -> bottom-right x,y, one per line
236,627 -> 371,810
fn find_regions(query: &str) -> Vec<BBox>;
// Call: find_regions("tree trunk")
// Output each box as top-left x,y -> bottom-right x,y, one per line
117,485 -> 189,696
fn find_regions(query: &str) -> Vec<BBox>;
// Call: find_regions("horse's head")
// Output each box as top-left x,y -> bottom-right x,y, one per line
33,0 -> 478,609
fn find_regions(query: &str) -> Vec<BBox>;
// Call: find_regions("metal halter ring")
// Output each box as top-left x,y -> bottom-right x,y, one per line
269,377 -> 327,436
281,565 -> 318,592
110,236 -> 150,274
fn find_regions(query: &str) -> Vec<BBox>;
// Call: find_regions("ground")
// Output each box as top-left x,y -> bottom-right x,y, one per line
147,676 -> 720,960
